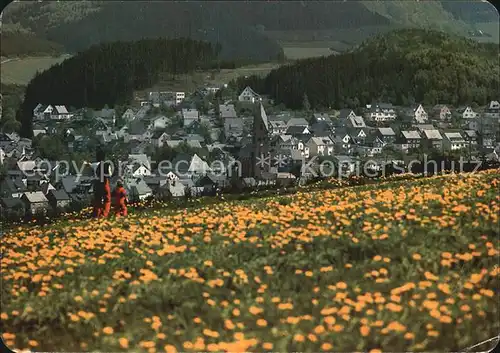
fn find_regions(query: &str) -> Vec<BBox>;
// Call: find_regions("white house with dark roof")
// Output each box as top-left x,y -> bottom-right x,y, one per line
51,105 -> 71,121
366,103 -> 396,122
483,100 -> 500,121
431,105 -> 452,121
21,191 -> 49,214
238,86 -> 261,103
443,132 -> 467,151
402,104 -> 428,124
269,120 -> 288,136
455,106 -> 477,119
307,136 -> 335,157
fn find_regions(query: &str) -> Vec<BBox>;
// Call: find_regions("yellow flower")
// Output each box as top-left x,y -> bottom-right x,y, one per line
119,338 -> 129,349
102,326 -> 114,335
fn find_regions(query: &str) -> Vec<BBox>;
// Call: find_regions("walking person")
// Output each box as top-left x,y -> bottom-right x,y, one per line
113,180 -> 128,217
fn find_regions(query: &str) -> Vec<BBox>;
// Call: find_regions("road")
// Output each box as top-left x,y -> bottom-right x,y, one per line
0,57 -> 19,65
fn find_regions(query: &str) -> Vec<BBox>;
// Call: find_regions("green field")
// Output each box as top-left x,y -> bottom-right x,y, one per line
472,22 -> 500,43
1,55 -> 70,85
1,170 -> 499,352
137,62 -> 280,96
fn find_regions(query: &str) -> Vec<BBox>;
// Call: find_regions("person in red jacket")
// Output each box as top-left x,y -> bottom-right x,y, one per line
114,180 -> 128,217
92,148 -> 112,218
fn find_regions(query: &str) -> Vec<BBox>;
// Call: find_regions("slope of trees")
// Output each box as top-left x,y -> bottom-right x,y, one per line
17,38 -> 219,138
233,29 -> 499,110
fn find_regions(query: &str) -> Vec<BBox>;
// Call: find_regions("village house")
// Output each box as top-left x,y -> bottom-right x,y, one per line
224,116 -> 245,138
182,108 -> 200,127
143,175 -> 169,194
160,179 -> 186,199
376,127 -> 396,145
454,106 -> 477,120
152,116 -> 172,130
126,154 -> 152,177
401,104 -> 428,124
268,120 -> 288,136
398,130 -> 422,152
286,125 -> 311,137
51,105 -> 71,121
345,114 -> 366,129
124,177 -> 153,202
333,132 -> 354,155
151,131 -> 170,148
21,191 -> 49,214
462,130 -> 478,150
338,109 -> 357,122
443,132 -> 467,151
0,177 -> 27,198
46,189 -> 71,210
309,120 -> 335,137
272,135 -> 298,150
95,107 -> 116,125
122,108 -> 136,122
431,105 -> 452,121
0,197 -> 25,218
306,136 -> 335,157
422,129 -> 444,150
365,103 -> 397,122
33,104 -> 71,121
238,86 -> 261,103
286,117 -> 309,128
219,104 -> 238,119
483,100 -> 500,121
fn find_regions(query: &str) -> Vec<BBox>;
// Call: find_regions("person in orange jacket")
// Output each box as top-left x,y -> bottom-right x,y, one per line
114,180 -> 128,217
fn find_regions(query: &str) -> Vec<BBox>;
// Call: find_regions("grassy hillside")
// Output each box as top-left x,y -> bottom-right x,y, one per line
238,29 -> 499,109
0,31 -> 64,58
1,170 -> 499,351
1,55 -> 70,85
2,1 -> 496,61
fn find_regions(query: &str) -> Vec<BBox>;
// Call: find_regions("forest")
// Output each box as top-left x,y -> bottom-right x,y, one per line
17,38 -> 221,138
233,29 -> 499,110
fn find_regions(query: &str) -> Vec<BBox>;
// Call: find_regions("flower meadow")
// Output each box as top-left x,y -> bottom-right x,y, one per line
1,169 -> 499,352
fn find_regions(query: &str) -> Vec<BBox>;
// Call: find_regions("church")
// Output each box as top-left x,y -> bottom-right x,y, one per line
238,103 -> 270,178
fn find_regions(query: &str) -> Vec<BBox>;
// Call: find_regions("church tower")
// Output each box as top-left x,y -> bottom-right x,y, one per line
251,103 -> 270,178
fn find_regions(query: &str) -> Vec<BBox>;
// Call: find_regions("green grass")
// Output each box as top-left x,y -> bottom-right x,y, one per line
136,62 -> 280,96
1,55 -> 70,85
473,22 -> 500,43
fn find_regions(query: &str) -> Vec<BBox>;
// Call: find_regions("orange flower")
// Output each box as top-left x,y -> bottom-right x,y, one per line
119,338 -> 129,349
256,319 -> 267,327
360,325 -> 371,337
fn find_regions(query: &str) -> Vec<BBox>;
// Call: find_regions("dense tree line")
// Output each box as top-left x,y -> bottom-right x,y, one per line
17,38 -> 220,138
233,29 -> 499,110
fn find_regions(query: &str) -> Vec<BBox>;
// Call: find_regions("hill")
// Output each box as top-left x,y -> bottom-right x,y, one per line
1,170 -> 499,351
234,29 -> 499,109
17,38 -> 220,138
1,1 -> 497,59
0,31 -> 64,57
